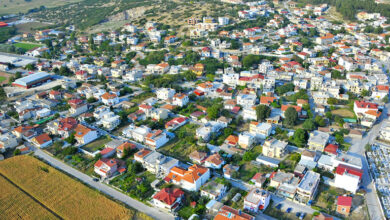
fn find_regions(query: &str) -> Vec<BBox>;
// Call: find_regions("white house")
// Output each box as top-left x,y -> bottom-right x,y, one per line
238,132 -> 255,149
244,188 -> 271,213
156,88 -> 176,100
152,188 -> 184,212
74,124 -> 98,145
172,93 -> 189,107
145,129 -> 169,149
101,92 -> 119,106
249,122 -> 272,140
165,164 -> 210,191
334,164 -> 363,193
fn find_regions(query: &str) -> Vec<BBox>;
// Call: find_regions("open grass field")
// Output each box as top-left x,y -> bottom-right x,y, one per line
0,0 -> 83,15
331,108 -> 355,118
81,136 -> 111,153
0,175 -> 58,220
0,155 -> 150,220
0,71 -> 11,85
14,42 -> 42,51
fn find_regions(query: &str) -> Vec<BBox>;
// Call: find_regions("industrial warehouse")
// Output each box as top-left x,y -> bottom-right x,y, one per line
12,72 -> 52,89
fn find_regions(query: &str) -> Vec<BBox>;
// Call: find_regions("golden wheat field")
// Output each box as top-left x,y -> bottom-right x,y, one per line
0,155 -> 150,220
0,175 -> 58,220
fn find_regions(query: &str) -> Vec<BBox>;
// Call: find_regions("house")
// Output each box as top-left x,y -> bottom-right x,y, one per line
205,153 -> 225,169
238,132 -> 255,149
189,150 -> 208,164
250,173 -> 267,188
295,171 -> 320,204
243,188 -> 271,213
31,133 -> 52,148
134,148 -> 152,163
101,92 -> 119,106
68,99 -> 88,115
262,138 -> 288,158
156,88 -> 176,100
12,125 -> 35,139
260,96 -> 277,106
308,130 -> 330,151
223,164 -> 239,179
142,151 -> 179,176
47,117 -> 78,138
0,133 -> 18,153
215,206 -> 255,220
74,124 -> 98,145
94,158 -> 126,178
165,117 -> 188,131
334,164 -> 363,193
249,122 -> 272,140
165,164 -> 210,191
153,188 -> 184,212
337,196 -> 352,215
225,135 -> 239,146
172,93 -> 189,107
269,171 -> 300,199
145,130 -> 169,149
324,144 -> 338,156
49,90 -> 61,99
116,142 -> 136,158
200,180 -> 228,201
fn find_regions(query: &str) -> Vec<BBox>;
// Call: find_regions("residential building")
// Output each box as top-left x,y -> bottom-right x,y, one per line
262,138 -> 288,158
116,142 -> 136,158
238,132 -> 255,149
200,180 -> 228,201
31,133 -> 52,148
172,93 -> 189,107
156,88 -> 176,100
249,122 -> 272,140
295,171 -> 320,203
205,153 -> 225,169
142,151 -> 179,177
94,158 -> 126,178
145,130 -> 169,149
308,130 -> 330,151
74,124 -> 98,145
189,150 -> 208,164
214,206 -> 254,220
243,188 -> 271,213
336,196 -> 352,215
152,188 -> 184,212
165,164 -> 210,191
334,164 -> 363,193
0,133 -> 18,153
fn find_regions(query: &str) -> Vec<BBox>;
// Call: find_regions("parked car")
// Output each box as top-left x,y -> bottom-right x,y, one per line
295,212 -> 301,217
286,208 -> 292,213
299,212 -> 306,220
276,204 -> 282,210
93,178 -> 99,182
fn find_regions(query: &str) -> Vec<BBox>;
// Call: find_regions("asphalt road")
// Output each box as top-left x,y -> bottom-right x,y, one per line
33,148 -> 174,220
347,103 -> 390,220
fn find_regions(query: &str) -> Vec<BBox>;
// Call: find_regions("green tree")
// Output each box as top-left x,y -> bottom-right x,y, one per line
242,54 -> 261,69
13,149 -> 21,156
289,129 -> 308,148
361,89 -> 370,97
284,107 -> 298,127
256,104 -> 271,122
314,115 -> 326,127
207,104 -> 222,120
303,119 -> 317,131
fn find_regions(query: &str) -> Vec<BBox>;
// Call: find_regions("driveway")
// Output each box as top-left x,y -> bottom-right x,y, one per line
33,148 -> 174,220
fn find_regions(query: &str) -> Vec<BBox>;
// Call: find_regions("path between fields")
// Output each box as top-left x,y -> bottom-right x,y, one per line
0,173 -> 63,220
34,149 -> 174,220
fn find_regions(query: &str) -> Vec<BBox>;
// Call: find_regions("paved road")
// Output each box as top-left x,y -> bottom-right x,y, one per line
33,148 -> 174,220
348,103 -> 390,220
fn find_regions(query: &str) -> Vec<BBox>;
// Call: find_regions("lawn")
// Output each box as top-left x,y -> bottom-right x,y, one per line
331,108 -> 355,118
14,42 -> 42,51
80,136 -> 111,153
0,76 -> 7,83
158,123 -> 200,161
0,175 -> 58,220
0,155 -> 152,220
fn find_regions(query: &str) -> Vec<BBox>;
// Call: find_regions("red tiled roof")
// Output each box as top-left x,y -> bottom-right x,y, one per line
354,101 -> 378,109
337,196 -> 352,207
324,144 -> 338,155
153,188 -> 184,205
335,164 -> 363,179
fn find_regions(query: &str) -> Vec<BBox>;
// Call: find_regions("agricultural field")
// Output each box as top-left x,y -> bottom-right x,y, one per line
14,42 -> 42,51
0,0 -> 83,15
0,175 -> 58,220
0,155 -> 151,220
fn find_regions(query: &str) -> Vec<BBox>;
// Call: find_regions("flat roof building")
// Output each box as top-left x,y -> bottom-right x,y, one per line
13,72 -> 52,89
296,171 -> 320,203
